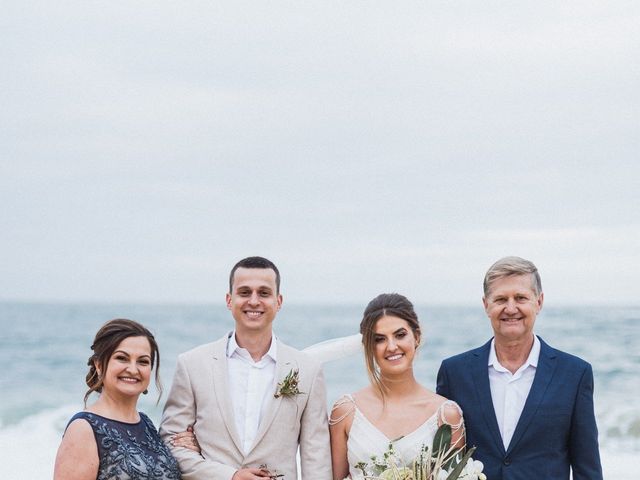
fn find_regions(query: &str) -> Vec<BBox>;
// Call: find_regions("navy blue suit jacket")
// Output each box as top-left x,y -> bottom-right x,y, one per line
436,337 -> 602,480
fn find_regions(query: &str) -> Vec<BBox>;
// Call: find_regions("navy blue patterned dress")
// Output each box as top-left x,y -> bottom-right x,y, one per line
65,412 -> 181,480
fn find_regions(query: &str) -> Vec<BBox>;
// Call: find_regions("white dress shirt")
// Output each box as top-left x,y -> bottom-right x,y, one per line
226,332 -> 277,454
488,335 -> 540,450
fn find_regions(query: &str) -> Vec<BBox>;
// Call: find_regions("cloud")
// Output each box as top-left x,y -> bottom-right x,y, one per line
1,1 -> 638,304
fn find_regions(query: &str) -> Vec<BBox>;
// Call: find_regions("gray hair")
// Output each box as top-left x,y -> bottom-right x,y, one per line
483,256 -> 542,296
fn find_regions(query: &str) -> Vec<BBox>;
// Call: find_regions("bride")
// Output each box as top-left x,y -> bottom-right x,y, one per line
176,293 -> 466,479
328,293 -> 464,480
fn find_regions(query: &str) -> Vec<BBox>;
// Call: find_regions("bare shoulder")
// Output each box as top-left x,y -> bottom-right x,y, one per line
61,417 -> 96,444
351,385 -> 377,405
329,390 -> 358,428
434,394 -> 463,426
329,398 -> 353,425
419,388 -> 462,425
330,385 -> 374,429
54,418 -> 99,480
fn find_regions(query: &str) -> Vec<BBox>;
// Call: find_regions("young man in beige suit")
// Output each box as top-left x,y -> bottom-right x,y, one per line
160,256 -> 332,480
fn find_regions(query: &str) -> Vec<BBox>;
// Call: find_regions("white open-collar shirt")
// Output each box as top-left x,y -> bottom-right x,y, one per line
488,334 -> 540,450
226,331 -> 277,454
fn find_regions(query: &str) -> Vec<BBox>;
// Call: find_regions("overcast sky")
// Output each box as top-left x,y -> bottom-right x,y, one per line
1,1 -> 638,305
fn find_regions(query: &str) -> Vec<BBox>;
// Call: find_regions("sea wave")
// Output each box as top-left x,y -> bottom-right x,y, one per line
597,403 -> 640,451
2,403 -> 638,479
0,405 -> 77,479
2,303 -> 638,478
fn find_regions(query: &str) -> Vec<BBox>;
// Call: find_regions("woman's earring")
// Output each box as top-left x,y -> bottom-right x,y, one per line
143,389 -> 148,395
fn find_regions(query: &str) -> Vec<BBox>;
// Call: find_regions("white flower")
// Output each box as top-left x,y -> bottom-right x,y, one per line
353,434 -> 485,480
458,458 -> 485,480
379,466 -> 413,480
435,470 -> 449,480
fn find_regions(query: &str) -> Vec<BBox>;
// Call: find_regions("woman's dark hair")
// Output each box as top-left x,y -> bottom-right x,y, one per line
84,318 -> 162,405
360,293 -> 421,398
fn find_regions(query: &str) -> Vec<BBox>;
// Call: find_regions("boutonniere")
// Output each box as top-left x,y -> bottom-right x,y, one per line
274,368 -> 304,398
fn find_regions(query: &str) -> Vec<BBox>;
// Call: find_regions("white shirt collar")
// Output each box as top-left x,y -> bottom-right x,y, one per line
226,331 -> 278,363
488,334 -> 540,371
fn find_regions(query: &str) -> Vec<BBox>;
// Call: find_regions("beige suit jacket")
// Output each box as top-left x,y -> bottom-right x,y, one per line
160,333 -> 332,480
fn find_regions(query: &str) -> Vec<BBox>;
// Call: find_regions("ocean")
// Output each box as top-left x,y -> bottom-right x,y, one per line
1,302 -> 638,478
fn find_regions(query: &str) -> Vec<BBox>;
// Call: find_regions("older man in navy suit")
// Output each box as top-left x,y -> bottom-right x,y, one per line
437,256 -> 602,480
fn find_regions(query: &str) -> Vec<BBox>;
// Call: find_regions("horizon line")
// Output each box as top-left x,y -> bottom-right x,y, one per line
1,298 -> 638,309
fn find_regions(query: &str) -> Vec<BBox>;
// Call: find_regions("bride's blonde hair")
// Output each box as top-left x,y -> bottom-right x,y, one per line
360,293 -> 421,398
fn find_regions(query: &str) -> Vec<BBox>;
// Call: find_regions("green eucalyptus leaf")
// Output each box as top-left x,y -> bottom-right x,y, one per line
432,424 -> 452,458
445,447 -> 476,480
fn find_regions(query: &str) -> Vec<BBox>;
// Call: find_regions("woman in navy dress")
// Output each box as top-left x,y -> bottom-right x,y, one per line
54,319 -> 196,480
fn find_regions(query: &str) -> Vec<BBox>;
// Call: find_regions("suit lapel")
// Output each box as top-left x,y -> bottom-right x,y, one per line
211,333 -> 244,455
246,339 -> 290,455
505,337 -> 557,454
472,340 -> 506,454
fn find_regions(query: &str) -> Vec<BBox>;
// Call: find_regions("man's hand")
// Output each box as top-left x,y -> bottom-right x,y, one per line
232,467 -> 272,480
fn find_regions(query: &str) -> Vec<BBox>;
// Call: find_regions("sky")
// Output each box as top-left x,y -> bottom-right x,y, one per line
1,1 -> 638,306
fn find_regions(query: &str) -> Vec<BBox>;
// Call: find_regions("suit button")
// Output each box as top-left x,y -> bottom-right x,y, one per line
504,458 -> 511,466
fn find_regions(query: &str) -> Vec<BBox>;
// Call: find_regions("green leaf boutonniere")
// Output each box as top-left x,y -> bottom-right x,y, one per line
274,368 -> 304,398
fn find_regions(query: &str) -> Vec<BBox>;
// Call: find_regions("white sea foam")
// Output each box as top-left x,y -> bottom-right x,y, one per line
597,403 -> 640,451
601,451 -> 636,480
0,405 -> 636,479
1,303 -> 638,478
0,405 -> 77,479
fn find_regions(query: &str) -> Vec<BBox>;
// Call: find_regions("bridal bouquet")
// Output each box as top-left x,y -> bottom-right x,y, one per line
351,425 -> 485,480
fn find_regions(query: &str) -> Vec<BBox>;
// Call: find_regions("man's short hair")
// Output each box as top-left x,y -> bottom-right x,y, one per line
229,256 -> 281,293
483,256 -> 542,296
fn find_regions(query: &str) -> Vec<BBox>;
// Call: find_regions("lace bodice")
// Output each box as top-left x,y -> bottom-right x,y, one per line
332,394 -> 464,479
65,411 -> 181,480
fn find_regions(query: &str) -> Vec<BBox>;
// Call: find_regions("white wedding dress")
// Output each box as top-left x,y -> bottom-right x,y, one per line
333,395 -> 463,479
302,334 -> 464,478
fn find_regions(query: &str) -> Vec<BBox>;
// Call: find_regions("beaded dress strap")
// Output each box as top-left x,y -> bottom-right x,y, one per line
329,393 -> 356,426
436,400 -> 465,448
